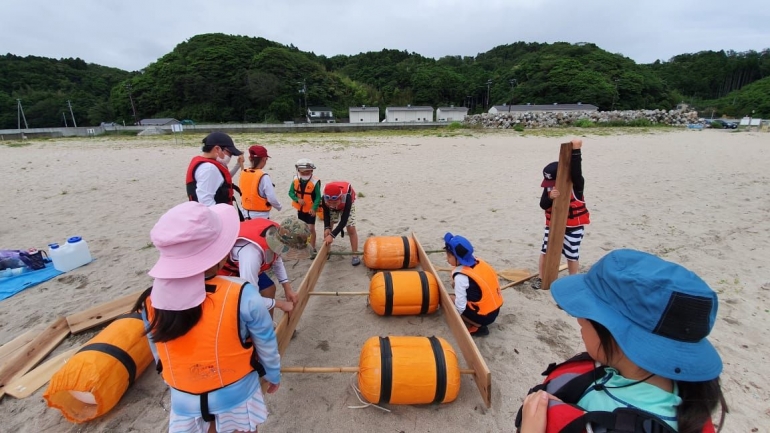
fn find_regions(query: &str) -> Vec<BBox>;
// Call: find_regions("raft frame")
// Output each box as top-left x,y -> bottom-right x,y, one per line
274,232 -> 493,408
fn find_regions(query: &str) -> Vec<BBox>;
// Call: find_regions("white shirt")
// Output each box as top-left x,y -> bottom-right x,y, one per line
194,162 -> 224,207
230,239 -> 289,285
258,173 -> 282,211
452,270 -> 470,314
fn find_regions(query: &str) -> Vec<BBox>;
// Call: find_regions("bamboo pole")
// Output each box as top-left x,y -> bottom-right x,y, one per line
281,366 -> 475,375
327,249 -> 444,256
500,264 -> 568,290
308,291 -> 369,296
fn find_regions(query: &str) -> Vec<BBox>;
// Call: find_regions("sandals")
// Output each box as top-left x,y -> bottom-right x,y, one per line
468,325 -> 490,337
351,256 -> 362,266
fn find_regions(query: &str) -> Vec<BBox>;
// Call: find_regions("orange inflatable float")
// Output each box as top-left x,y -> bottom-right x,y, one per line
369,271 -> 439,316
358,336 -> 461,405
363,236 -> 419,270
44,313 -> 153,423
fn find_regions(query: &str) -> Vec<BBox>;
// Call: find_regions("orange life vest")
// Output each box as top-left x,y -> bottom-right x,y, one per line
291,176 -> 320,213
324,181 -> 356,211
185,156 -> 234,205
545,190 -> 590,227
240,169 -> 271,212
146,276 -> 261,394
220,218 -> 279,276
453,258 -> 503,315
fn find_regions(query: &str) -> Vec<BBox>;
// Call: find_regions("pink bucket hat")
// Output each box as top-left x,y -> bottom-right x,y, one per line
148,202 -> 239,278
151,273 -> 206,311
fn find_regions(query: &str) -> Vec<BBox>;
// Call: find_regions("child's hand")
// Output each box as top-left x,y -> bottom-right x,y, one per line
276,300 -> 294,313
571,138 -> 582,150
297,198 -> 306,206
285,288 -> 299,305
324,234 -> 334,245
549,189 -> 560,199
237,154 -> 245,167
266,382 -> 280,394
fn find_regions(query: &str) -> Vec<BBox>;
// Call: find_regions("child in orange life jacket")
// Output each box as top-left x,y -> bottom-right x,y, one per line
321,181 -> 360,266
288,158 -> 322,259
531,138 -> 590,290
241,145 -> 282,220
135,201 -> 281,433
444,233 -> 503,337
517,249 -> 726,433
221,217 -> 310,317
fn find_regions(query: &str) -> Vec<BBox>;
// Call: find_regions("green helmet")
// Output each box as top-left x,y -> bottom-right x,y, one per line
266,218 -> 310,254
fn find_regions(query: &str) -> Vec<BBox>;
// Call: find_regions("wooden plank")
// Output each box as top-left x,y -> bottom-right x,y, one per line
0,329 -> 38,365
413,233 -> 492,408
0,317 -> 70,399
66,289 -> 145,334
275,241 -> 330,356
5,347 -> 79,399
500,264 -> 568,291
542,141 -> 574,291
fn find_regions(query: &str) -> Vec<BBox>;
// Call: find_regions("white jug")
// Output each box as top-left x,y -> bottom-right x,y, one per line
51,237 -> 92,272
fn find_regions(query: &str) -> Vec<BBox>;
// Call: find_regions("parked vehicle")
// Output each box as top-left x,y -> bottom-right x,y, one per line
711,119 -> 737,129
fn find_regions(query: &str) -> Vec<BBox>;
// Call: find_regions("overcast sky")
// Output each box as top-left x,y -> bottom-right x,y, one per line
1,0 -> 767,71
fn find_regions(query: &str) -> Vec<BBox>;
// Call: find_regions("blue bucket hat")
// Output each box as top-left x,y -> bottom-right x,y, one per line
551,249 -> 722,382
443,233 -> 476,267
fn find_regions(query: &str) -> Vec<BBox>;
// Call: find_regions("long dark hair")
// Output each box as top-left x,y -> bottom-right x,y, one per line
133,287 -> 202,343
589,320 -> 728,432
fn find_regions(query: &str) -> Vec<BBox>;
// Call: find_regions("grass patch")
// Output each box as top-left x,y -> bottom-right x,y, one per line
446,121 -> 464,130
4,141 -> 32,147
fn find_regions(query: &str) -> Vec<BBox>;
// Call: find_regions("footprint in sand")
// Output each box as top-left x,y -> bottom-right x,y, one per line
58,274 -> 89,290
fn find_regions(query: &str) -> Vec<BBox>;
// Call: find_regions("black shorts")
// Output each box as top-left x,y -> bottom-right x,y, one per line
297,211 -> 316,225
462,307 -> 500,326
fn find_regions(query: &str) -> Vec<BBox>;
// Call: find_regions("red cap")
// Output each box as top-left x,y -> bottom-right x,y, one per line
249,145 -> 270,158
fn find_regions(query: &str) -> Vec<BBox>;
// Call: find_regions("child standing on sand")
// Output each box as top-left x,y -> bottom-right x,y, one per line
288,158 -> 322,259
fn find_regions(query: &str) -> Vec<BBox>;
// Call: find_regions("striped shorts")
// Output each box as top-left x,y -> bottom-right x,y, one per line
168,387 -> 268,433
540,226 -> 585,261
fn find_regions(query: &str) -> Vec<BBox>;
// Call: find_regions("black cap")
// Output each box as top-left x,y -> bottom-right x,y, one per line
202,132 -> 242,156
541,161 -> 558,188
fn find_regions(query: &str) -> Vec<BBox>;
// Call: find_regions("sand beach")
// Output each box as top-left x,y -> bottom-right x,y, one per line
1,128 -> 769,432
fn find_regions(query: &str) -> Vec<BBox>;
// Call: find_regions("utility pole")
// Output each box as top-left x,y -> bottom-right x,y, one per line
298,79 -> 308,116
610,79 -> 620,111
485,79 -> 493,109
67,100 -> 77,127
508,79 -> 518,111
126,83 -> 138,125
17,99 -> 28,130
62,112 -> 68,127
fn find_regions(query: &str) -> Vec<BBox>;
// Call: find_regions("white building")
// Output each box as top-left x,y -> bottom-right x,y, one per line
307,106 -> 335,123
385,106 -> 434,123
488,103 -> 598,114
436,106 -> 469,122
349,106 -> 379,123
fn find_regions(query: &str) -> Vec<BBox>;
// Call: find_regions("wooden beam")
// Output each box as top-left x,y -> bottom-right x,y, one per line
308,291 -> 368,296
280,366 -> 476,375
500,264 -> 568,291
0,329 -> 38,366
275,241 -> 330,356
0,317 -> 70,399
541,142 -> 574,291
65,289 -> 145,334
413,233 -> 492,408
4,347 -> 79,399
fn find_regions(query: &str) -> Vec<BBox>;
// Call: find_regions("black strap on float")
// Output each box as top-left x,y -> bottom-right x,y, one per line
113,312 -> 142,321
428,336 -> 448,404
383,272 -> 394,316
400,236 -> 410,269
200,392 -> 215,422
77,343 -> 138,387
378,337 -> 393,404
418,271 -> 430,315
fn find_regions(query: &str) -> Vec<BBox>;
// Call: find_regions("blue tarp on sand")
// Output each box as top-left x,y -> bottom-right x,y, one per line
0,262 -> 63,301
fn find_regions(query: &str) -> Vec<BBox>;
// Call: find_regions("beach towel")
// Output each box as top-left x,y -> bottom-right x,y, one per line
0,262 -> 63,301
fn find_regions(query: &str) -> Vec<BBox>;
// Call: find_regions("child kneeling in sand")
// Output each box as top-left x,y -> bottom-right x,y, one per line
321,181 -> 360,266
444,232 -> 503,337
135,201 -> 280,433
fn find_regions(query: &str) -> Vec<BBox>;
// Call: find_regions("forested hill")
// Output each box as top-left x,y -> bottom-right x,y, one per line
1,33 -> 768,128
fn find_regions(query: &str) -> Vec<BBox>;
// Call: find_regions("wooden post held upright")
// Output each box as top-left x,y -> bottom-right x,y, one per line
541,142 -> 573,290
